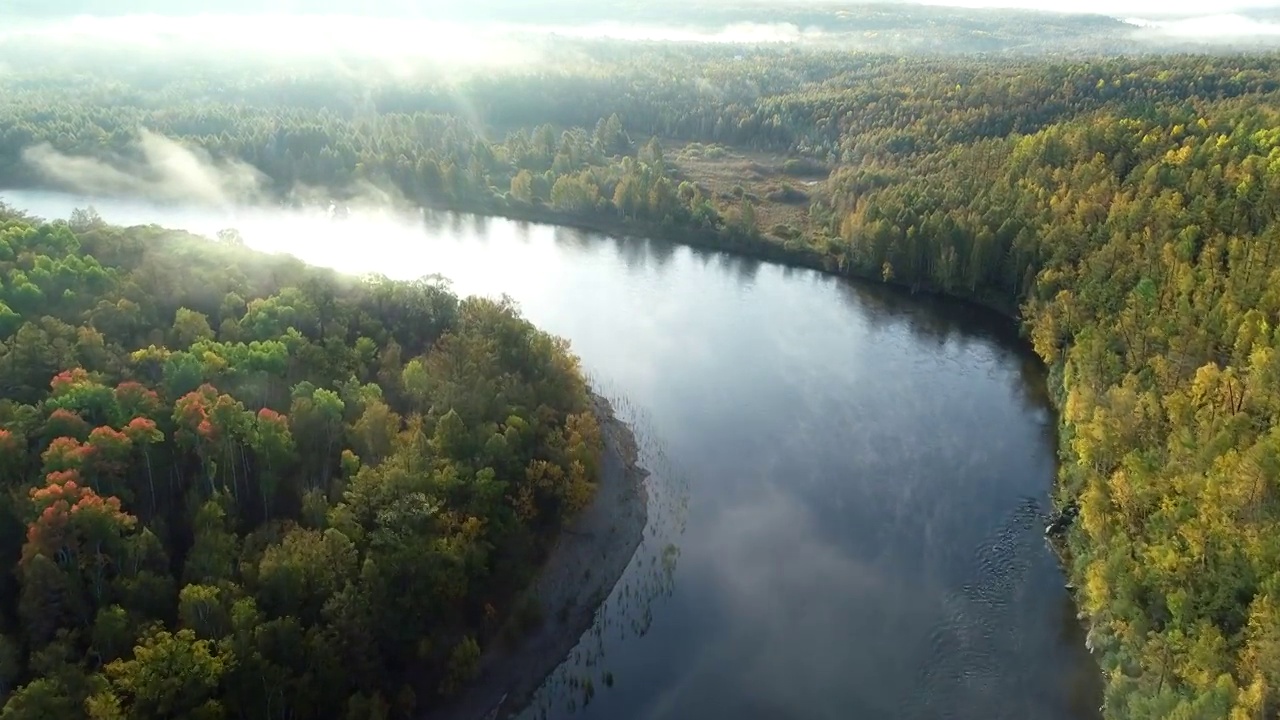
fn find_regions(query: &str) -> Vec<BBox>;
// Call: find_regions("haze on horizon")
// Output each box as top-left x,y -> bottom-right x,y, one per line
7,0 -> 1280,17
888,0 -> 1280,16
4,0 -> 1280,61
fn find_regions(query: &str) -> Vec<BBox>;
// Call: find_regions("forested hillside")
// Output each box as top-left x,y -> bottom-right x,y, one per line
5,43 -> 1280,718
0,206 -> 602,718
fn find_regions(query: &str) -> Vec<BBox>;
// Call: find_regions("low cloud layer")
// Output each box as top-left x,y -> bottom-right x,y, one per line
23,130 -> 418,210
0,14 -> 549,72
0,13 -> 822,54
5,5 -> 1280,75
1127,12 -> 1280,38
901,0 -> 1280,16
544,21 -> 825,44
23,130 -> 265,205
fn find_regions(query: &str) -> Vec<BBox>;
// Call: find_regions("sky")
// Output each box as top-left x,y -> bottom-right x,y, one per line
13,0 -> 1280,19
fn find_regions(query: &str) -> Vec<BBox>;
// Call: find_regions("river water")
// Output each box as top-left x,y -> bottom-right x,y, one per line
3,190 -> 1101,720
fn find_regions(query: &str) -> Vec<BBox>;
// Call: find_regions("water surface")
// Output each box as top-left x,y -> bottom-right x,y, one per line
3,190 -> 1102,720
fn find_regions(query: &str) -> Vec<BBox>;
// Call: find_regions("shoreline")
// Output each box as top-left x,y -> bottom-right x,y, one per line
1,185 -> 1021,320
420,198 -> 1024,320
423,393 -> 649,720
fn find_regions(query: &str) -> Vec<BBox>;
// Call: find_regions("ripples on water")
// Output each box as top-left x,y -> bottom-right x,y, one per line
915,498 -> 1050,720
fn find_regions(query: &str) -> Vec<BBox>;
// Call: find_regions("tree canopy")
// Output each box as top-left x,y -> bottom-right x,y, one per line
0,204 -> 602,717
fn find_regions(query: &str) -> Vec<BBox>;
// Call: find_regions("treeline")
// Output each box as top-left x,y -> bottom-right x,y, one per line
0,205 -> 602,718
3,49 -> 1278,164
0,51 -> 1271,259
0,84 -> 776,258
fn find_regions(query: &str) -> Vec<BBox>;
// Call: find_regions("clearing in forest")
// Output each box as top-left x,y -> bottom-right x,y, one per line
666,141 -> 828,243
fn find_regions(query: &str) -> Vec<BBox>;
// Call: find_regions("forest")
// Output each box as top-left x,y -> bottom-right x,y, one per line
0,204 -> 603,718
4,38 -> 1280,719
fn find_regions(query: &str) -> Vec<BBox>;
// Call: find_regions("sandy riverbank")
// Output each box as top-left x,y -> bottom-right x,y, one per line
425,394 -> 649,720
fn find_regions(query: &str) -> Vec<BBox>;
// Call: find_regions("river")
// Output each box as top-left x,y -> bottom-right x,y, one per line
3,190 -> 1102,720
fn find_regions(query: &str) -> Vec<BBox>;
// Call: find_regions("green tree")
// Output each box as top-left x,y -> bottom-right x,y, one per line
171,308 -> 214,349
91,628 -> 232,720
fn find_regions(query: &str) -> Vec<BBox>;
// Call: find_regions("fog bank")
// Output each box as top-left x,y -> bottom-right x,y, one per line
23,130 -> 264,206
902,0 -> 1279,16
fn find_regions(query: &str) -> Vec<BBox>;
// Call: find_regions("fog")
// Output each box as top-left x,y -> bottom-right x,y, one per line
902,0 -> 1280,16
0,14 -> 828,49
20,130 -> 416,209
4,1 -> 1280,71
538,21 -> 825,44
0,14 -> 837,79
23,131 -> 265,206
1125,13 -> 1280,37
11,0 -> 1280,16
0,15 -> 551,71
905,0 -> 1280,39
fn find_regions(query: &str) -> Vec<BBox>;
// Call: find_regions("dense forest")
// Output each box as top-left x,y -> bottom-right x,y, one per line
5,39 -> 1280,719
0,203 -> 603,717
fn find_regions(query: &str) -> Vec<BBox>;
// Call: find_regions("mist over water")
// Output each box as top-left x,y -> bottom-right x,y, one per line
1,190 -> 1103,720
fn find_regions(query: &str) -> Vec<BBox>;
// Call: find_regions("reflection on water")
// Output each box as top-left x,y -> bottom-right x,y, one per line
2,190 -> 1101,720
